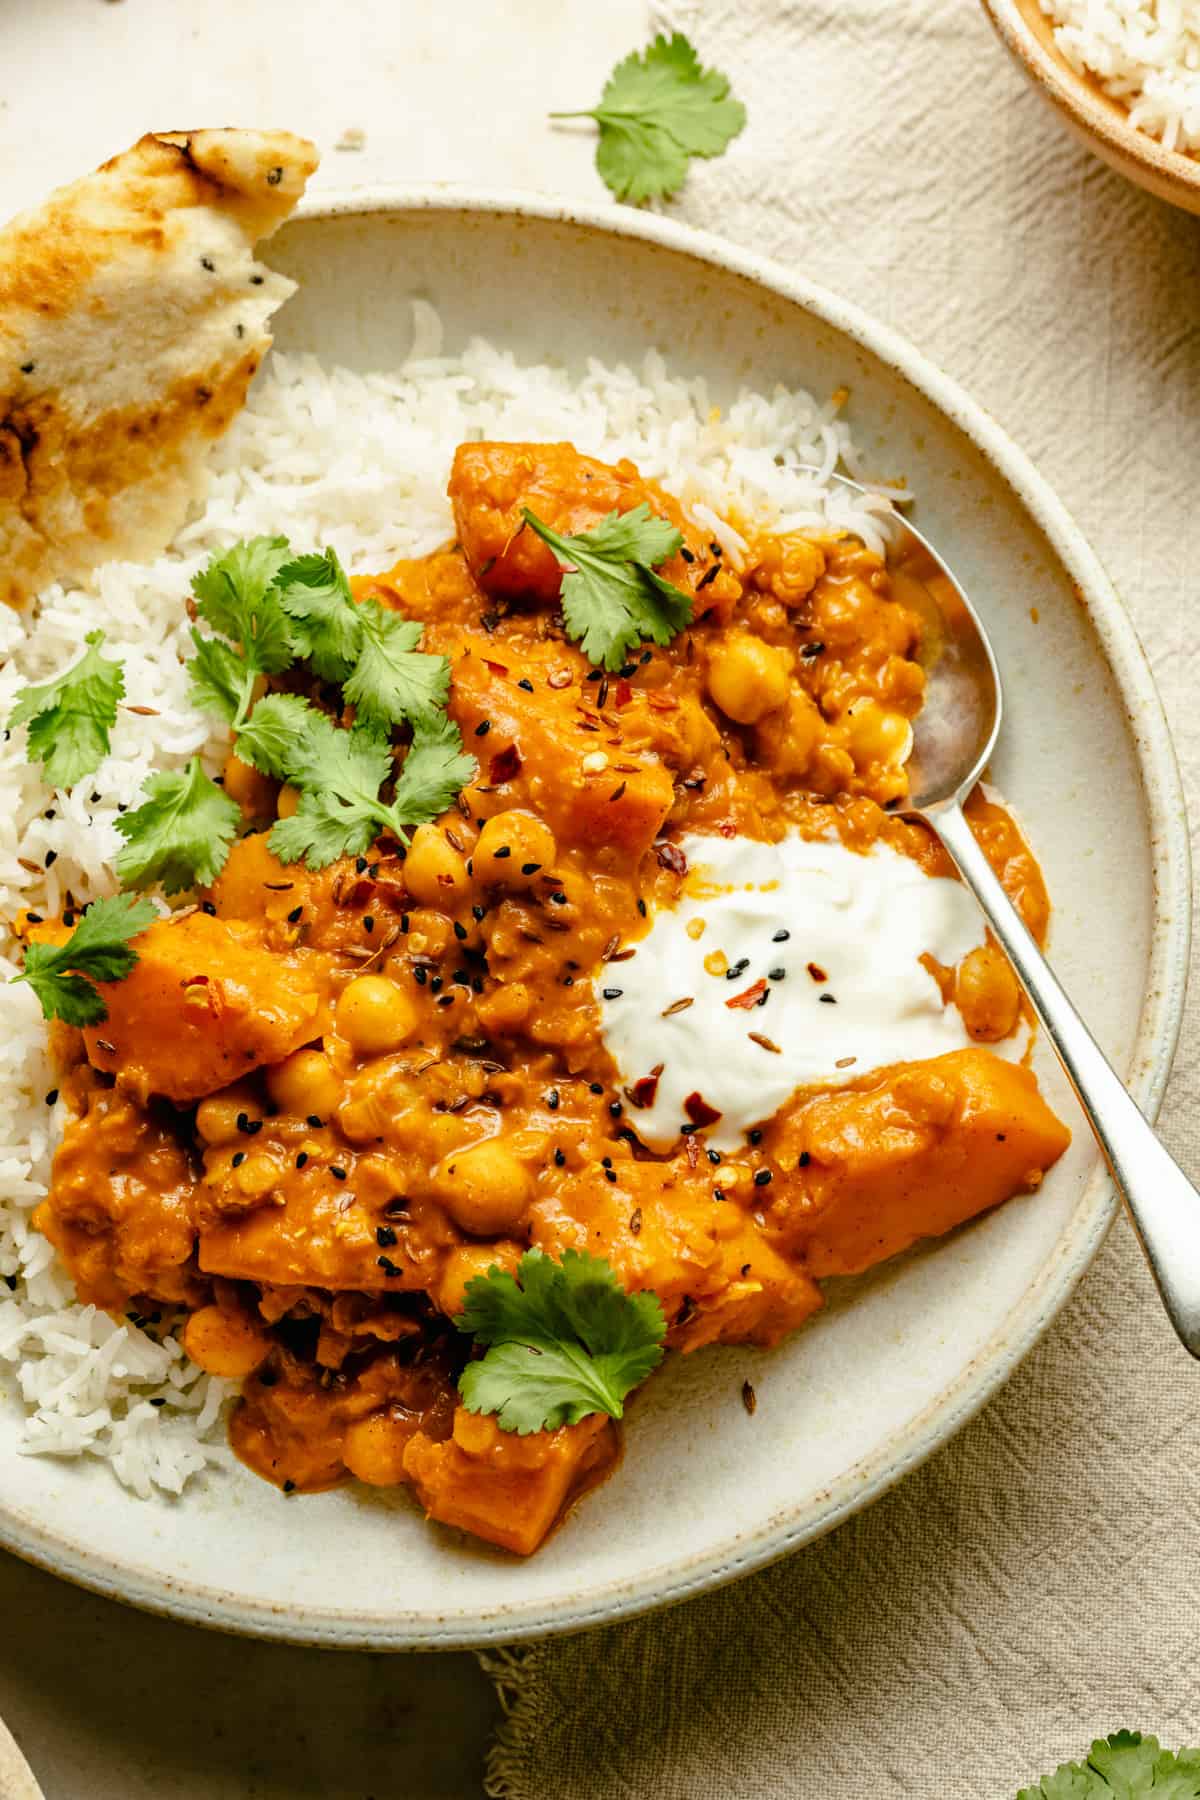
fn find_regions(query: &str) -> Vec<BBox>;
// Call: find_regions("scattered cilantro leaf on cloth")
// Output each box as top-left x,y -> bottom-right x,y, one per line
523,502 -> 693,671
344,601 -> 450,733
273,549 -> 363,683
261,703 -> 477,870
8,631 -> 125,788
13,893 -> 156,1025
457,1248 -> 666,1434
188,536 -> 295,728
551,31 -> 746,205
114,758 -> 241,894
1017,1732 -> 1200,1799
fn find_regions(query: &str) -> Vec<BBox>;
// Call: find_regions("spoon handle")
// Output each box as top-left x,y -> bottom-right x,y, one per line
929,799 -> 1200,1358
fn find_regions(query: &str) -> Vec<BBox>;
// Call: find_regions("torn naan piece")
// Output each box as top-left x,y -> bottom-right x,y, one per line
0,129 -> 319,609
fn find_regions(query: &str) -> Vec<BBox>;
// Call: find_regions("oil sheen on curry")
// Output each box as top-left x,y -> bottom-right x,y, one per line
33,442 -> 1070,1556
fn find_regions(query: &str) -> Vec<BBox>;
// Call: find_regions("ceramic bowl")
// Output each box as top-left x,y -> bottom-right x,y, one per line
982,0 -> 1200,213
0,189 -> 1188,1649
0,1717 -> 43,1800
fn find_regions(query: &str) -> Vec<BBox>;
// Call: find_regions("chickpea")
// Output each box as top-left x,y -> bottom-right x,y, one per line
475,981 -> 532,1035
756,691 -> 823,779
183,1303 -> 272,1379
474,812 -> 558,889
234,1153 -> 282,1200
706,632 -> 792,724
196,1083 -> 263,1146
342,1410 -> 414,1487
435,1139 -> 533,1236
336,975 -> 419,1056
956,944 -> 1021,1042
845,701 -> 913,772
438,1240 -> 523,1315
266,1047 -> 342,1119
223,752 -> 276,818
403,824 -> 472,907
277,784 -> 301,819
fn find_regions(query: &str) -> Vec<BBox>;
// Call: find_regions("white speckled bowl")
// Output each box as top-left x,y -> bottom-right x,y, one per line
0,190 -> 1188,1649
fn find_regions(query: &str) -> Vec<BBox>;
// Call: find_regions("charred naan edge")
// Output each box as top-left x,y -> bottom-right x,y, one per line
0,129 -> 319,609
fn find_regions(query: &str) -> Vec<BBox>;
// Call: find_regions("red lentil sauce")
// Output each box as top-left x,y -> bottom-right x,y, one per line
32,441 -> 1070,1556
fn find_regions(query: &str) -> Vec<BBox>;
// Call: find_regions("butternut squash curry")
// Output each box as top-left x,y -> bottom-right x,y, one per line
23,441 -> 1070,1555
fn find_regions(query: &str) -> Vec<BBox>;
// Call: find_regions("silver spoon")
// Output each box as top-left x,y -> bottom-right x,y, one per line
827,472 -> 1200,1358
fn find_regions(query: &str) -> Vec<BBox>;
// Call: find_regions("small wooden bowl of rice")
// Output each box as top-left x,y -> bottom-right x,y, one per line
982,0 -> 1200,214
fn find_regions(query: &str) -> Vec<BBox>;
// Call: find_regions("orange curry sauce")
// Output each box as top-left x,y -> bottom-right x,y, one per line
32,442 -> 1070,1555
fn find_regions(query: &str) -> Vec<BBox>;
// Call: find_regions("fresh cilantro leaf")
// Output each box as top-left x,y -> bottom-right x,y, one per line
233,692 -> 319,783
456,1248 -> 666,1435
344,600 -> 450,732
12,893 -> 157,1025
552,31 -> 746,205
265,707 -> 476,870
114,758 -> 241,894
188,537 -> 294,728
389,712 -> 477,832
8,631 -> 125,788
523,502 -> 693,670
1017,1732 -> 1200,1800
274,550 -> 363,683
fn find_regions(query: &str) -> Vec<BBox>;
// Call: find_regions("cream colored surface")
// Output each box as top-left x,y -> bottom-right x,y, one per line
484,0 -> 1200,1794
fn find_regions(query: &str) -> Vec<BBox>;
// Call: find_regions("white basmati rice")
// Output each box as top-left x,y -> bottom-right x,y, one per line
0,316 -> 889,1499
1040,0 -> 1200,154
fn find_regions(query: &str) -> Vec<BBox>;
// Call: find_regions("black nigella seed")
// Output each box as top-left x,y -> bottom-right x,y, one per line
200,255 -> 215,271
609,1100 -> 622,1117
45,1089 -> 58,1106
562,976 -> 574,987
201,901 -> 216,915
377,1255 -> 401,1278
44,851 -> 57,867
521,862 -> 541,876
518,678 -> 534,693
414,966 -> 428,986
799,1151 -> 812,1167
681,547 -> 695,563
231,1151 -> 246,1168
754,1169 -> 772,1187
589,1082 -> 603,1095
602,987 -> 623,1000
26,913 -> 43,925
587,669 -> 603,683
376,1225 -> 398,1247
454,921 -> 468,940
617,663 -> 636,679
267,165 -> 283,185
772,929 -> 790,943
680,1124 -> 697,1136
4,1275 -> 16,1292
295,1152 -> 308,1169
605,1168 -> 617,1183
768,968 -> 786,982
554,1148 -> 566,1167
640,650 -> 653,664
306,1114 -> 323,1129
708,1148 -> 722,1165
550,891 -> 568,905
400,914 -> 410,932
546,1089 -> 560,1111
602,1157 -> 612,1168
149,1396 -> 166,1408
471,905 -> 485,922
287,906 -> 303,923
430,975 -> 443,994
725,959 -> 750,981
437,994 -> 454,1007
493,846 -> 511,860
714,1188 -> 726,1202
453,969 -> 470,986
474,720 -> 491,737
330,1166 -> 347,1180
749,1128 -> 763,1144
637,898 -> 647,917
356,857 -> 368,873
363,916 -> 375,933
819,993 -> 837,1005
283,1480 -> 296,1494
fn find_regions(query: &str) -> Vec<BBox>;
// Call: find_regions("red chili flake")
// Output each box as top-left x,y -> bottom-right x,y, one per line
684,1091 -> 722,1128
807,962 -> 828,983
654,840 -> 688,876
483,659 -> 509,675
726,978 -> 768,1011
489,744 -> 522,784
547,669 -> 573,690
627,1069 -> 662,1108
614,680 -> 633,707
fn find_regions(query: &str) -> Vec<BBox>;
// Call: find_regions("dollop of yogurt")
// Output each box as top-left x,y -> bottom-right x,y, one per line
600,831 -> 990,1151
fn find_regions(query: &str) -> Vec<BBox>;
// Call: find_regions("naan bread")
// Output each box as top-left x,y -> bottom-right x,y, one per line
0,129 -> 319,609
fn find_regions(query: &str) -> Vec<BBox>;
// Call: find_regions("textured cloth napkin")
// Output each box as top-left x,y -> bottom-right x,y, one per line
482,2 -> 1200,1795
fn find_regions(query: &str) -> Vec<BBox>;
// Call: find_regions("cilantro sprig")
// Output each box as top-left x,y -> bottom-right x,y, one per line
238,696 -> 476,871
552,32 -> 746,205
12,893 -> 156,1025
114,758 -> 241,895
8,631 -> 125,788
1017,1731 -> 1200,1799
456,1249 -> 666,1435
523,503 -> 694,671
188,536 -> 294,731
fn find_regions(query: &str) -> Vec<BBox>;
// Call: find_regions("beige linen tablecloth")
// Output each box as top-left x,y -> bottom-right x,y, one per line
482,3 -> 1200,1795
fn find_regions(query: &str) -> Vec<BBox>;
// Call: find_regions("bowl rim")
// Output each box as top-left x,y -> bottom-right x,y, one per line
0,183 -> 1189,1650
981,0 -> 1200,196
